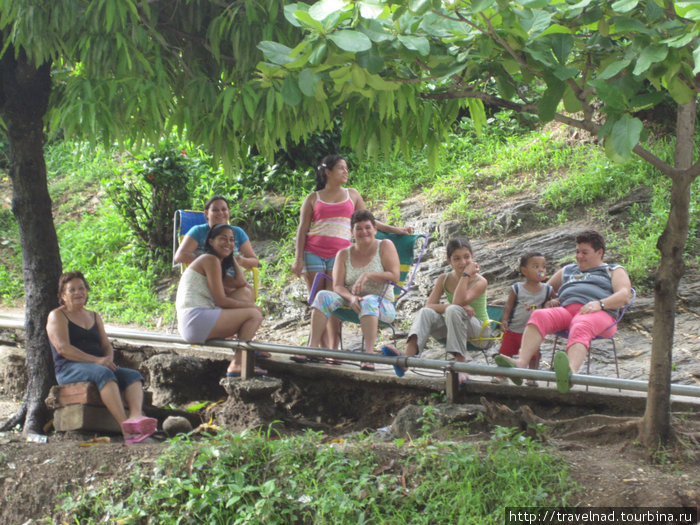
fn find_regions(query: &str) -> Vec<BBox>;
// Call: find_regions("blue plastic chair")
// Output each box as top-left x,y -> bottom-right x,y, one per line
172,209 -> 259,298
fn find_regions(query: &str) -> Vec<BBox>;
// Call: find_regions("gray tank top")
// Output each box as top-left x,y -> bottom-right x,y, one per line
559,263 -> 620,315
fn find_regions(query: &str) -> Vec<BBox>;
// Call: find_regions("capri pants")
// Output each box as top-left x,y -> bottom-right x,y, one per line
56,361 -> 144,392
312,290 -> 395,324
527,303 -> 617,352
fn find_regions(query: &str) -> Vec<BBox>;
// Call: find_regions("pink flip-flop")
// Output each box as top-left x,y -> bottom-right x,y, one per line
121,416 -> 157,436
125,431 -> 154,444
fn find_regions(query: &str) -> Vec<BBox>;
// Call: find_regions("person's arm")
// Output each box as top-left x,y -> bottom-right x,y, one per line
222,257 -> 249,290
46,309 -> 116,370
425,274 -> 449,314
452,260 -> 486,308
236,240 -> 259,269
291,193 -> 315,277
544,268 -> 563,307
500,288 -> 517,332
349,240 -> 400,296
197,256 -> 256,309
351,189 -> 413,235
173,234 -> 199,265
331,249 -> 357,308
582,266 -> 632,314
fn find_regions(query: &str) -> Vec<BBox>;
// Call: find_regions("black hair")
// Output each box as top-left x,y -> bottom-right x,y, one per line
446,238 -> 472,258
204,223 -> 235,279
576,229 -> 606,254
519,251 -> 545,269
350,209 -> 376,228
57,271 -> 90,305
314,154 -> 346,191
204,195 -> 230,211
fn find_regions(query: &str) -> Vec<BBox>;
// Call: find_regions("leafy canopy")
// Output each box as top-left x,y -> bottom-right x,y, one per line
257,0 -> 700,169
0,0 -> 303,167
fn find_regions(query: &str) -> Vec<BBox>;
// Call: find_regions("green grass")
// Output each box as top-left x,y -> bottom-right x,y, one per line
1,117 -> 698,314
51,426 -> 575,524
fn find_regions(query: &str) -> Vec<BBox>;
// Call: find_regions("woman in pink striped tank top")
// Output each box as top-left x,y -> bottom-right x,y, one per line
291,154 -> 412,351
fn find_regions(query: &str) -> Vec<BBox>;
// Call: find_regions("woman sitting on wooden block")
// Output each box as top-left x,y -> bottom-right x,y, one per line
46,271 -> 157,443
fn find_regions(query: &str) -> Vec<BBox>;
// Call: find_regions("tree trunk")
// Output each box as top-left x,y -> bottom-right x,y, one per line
0,48 -> 62,434
638,100 -> 696,447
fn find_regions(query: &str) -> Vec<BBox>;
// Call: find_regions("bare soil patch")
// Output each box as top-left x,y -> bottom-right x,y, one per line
1,386 -> 699,524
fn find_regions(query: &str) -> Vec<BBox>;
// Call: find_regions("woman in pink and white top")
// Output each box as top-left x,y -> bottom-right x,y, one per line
291,154 -> 411,349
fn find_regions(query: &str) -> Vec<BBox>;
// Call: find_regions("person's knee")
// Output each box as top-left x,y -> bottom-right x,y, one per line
445,304 -> 461,316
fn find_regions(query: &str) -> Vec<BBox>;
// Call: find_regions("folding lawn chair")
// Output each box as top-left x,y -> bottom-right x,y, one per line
172,209 -> 259,298
547,288 -> 636,391
435,304 -> 504,365
307,231 -> 428,351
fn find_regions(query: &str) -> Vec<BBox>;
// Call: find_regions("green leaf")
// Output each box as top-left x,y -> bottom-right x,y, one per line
298,68 -> 319,96
610,114 -> 642,160
257,41 -> 294,65
309,0 -> 346,21
537,78 -> 565,122
611,0 -> 639,13
357,47 -> 385,74
471,0 -> 496,14
598,58 -> 631,80
562,86 -> 583,113
632,44 -> 668,76
309,41 -> 328,65
294,9 -> 325,31
467,98 -> 486,136
397,35 -> 430,56
693,45 -> 700,75
281,76 -> 302,106
549,33 -> 574,64
666,75 -> 695,105
359,0 -> 386,18
328,30 -> 372,52
408,0 -> 431,16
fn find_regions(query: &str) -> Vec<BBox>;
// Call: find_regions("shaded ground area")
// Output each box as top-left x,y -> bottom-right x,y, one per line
1,372 -> 699,524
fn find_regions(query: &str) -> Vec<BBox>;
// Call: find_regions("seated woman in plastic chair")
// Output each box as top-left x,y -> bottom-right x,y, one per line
298,209 -> 399,371
174,195 -> 258,303
495,229 -> 632,393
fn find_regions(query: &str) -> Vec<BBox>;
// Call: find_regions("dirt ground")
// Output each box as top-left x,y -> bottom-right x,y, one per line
1,385 -> 699,524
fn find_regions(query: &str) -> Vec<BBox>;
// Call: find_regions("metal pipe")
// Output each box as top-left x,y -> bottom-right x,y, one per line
2,318 -> 700,398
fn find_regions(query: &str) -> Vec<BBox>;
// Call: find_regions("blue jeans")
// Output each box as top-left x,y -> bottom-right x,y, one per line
56,361 -> 143,391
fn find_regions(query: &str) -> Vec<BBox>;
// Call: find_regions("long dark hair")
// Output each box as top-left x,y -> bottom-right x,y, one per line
446,238 -> 472,258
204,224 -> 235,279
314,154 -> 345,191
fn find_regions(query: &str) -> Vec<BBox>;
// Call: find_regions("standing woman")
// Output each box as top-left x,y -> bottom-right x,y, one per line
176,224 -> 264,376
46,271 -> 157,443
291,154 -> 411,349
304,210 -> 400,370
174,195 -> 258,302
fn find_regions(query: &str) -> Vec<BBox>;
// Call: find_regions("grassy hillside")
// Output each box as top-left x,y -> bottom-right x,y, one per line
0,113 -> 698,325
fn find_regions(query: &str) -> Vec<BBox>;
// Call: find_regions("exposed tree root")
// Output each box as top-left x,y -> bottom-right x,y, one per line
480,397 -> 641,442
0,404 -> 26,432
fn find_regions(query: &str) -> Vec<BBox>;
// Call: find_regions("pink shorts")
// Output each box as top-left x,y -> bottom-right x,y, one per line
527,303 -> 617,352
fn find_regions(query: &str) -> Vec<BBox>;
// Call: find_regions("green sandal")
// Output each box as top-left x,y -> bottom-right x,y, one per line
553,351 -> 572,393
494,354 -> 522,386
